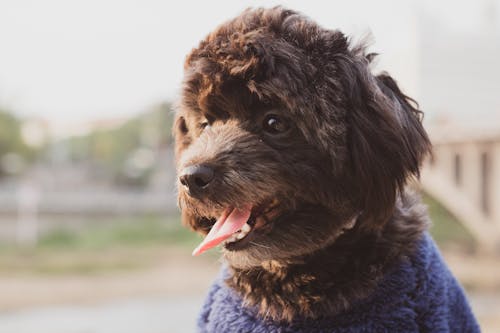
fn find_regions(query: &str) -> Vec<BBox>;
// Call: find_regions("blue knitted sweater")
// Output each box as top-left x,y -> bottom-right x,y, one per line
198,233 -> 480,332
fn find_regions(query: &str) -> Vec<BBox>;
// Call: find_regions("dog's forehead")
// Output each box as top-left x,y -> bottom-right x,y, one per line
181,57 -> 336,120
179,66 -> 341,153
182,34 -> 311,117
182,66 -> 280,118
179,8 -> 351,148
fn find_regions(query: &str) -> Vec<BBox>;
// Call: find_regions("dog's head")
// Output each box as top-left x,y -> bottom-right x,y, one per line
174,7 -> 430,268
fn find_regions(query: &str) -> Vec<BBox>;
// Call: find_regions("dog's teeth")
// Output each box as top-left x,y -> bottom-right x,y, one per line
226,235 -> 238,243
225,223 -> 253,244
242,223 -> 252,233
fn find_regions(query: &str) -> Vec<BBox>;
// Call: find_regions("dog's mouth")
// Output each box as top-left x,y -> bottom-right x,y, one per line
191,200 -> 278,256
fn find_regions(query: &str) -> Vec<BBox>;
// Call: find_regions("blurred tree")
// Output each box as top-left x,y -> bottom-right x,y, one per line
64,102 -> 174,187
0,109 -> 34,177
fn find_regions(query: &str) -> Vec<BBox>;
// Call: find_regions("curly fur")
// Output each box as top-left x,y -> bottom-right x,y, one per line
174,6 -> 433,321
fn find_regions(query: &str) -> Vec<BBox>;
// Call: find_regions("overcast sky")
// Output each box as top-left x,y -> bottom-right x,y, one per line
0,0 -> 497,135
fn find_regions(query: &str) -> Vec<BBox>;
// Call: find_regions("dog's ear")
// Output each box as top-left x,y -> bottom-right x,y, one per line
172,113 -> 192,163
172,111 -> 197,230
337,55 -> 431,229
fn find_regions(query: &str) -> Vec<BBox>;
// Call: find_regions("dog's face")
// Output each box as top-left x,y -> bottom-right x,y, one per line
174,7 -> 430,269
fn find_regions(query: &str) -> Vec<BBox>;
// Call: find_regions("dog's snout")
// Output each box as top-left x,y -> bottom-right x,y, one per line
179,165 -> 215,196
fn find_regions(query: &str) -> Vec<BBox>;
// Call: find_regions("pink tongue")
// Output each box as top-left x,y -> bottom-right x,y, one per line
192,206 -> 252,256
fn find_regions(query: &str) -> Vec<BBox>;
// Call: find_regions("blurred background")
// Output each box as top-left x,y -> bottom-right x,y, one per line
0,0 -> 499,332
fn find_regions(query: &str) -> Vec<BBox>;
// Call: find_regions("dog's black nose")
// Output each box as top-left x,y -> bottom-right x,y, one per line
179,165 -> 215,195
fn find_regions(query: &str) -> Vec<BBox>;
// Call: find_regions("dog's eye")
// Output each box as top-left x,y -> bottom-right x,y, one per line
199,121 -> 210,130
263,115 -> 288,134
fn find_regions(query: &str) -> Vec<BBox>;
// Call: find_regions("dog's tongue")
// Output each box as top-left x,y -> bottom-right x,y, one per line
192,206 -> 252,256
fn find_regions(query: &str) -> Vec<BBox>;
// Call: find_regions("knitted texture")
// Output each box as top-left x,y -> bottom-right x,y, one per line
198,233 -> 480,333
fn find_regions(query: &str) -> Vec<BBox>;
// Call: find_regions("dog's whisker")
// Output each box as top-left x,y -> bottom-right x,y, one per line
249,241 -> 271,249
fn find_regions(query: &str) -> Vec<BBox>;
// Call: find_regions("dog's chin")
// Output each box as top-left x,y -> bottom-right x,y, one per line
222,210 -> 359,270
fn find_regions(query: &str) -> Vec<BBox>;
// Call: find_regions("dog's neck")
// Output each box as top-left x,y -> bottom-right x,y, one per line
226,193 -> 429,322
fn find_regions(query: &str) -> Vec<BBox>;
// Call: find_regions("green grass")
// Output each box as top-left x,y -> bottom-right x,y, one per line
0,214 -> 206,275
36,214 -> 198,250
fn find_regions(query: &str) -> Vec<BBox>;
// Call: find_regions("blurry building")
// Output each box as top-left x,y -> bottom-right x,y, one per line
417,1 -> 500,250
422,128 -> 500,250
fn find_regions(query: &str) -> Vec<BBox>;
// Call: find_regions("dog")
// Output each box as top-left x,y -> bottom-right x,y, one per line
174,7 -> 480,332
